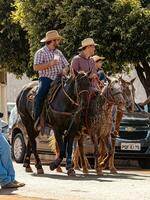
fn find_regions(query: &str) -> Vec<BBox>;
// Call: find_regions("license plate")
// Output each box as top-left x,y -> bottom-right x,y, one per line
121,143 -> 141,151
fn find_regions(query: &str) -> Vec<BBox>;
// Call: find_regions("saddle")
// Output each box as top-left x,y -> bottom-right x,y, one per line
27,76 -> 66,133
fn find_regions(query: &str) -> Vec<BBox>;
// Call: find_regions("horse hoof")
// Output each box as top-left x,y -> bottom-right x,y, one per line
110,168 -> 118,174
83,168 -> 89,174
50,162 -> 56,171
23,163 -> 29,168
26,167 -> 33,173
37,168 -> 44,174
56,167 -> 63,173
67,168 -> 76,176
74,166 -> 80,170
96,170 -> 104,176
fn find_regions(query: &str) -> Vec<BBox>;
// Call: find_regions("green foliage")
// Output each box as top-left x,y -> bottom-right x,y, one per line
0,0 -> 149,81
57,0 -> 150,74
12,0 -> 64,69
0,0 -> 30,77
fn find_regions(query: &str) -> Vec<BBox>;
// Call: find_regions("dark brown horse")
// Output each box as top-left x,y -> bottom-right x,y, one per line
49,79 -> 125,173
51,77 -> 135,174
16,71 -> 91,176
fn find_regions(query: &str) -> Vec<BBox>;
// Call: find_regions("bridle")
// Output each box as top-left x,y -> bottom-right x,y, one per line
61,74 -> 90,108
103,82 -> 123,106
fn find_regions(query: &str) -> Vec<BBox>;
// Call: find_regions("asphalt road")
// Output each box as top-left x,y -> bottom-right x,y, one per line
0,162 -> 150,200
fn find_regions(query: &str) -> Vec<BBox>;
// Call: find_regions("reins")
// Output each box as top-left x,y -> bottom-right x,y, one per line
61,76 -> 79,106
61,75 -> 90,107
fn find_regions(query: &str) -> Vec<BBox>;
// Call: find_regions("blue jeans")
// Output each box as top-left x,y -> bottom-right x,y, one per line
34,77 -> 53,120
0,132 -> 15,186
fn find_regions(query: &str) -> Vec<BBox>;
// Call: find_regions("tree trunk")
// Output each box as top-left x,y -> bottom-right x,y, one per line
135,61 -> 150,97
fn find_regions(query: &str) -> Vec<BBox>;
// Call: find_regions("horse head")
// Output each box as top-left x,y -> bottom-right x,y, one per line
102,79 -> 125,108
119,77 -> 135,112
73,70 -> 91,109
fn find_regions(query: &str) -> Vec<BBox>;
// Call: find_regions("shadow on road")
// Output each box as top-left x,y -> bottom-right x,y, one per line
30,169 -> 148,182
0,188 -> 18,195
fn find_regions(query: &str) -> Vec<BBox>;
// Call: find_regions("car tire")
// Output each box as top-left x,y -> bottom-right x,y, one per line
138,159 -> 150,169
12,133 -> 26,163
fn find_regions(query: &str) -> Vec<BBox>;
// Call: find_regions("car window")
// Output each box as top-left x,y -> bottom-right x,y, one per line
7,102 -> 16,118
8,105 -> 18,129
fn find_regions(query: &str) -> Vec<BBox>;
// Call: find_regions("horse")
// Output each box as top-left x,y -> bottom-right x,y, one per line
16,71 -> 91,176
49,79 -> 126,173
73,77 -> 136,175
104,77 -> 135,174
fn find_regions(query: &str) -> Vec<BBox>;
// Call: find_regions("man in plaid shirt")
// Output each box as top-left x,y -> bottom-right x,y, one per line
33,30 -> 69,130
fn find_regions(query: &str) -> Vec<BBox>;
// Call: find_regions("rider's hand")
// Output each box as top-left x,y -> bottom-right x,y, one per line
49,59 -> 59,67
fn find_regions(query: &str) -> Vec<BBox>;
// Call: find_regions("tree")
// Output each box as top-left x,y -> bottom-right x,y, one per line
1,0 -> 150,96
12,0 -> 64,73
0,0 -> 30,77
111,0 -> 150,96
57,0 -> 150,96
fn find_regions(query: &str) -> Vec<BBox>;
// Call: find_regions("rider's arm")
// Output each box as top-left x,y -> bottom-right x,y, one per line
33,50 -> 59,71
70,56 -> 80,75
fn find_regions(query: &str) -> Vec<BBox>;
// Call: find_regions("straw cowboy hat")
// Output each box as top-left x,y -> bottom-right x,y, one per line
79,38 -> 98,49
92,55 -> 105,62
40,30 -> 63,42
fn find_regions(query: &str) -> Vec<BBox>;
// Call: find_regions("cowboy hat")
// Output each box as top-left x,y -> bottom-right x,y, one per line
92,55 -> 105,62
79,38 -> 98,49
40,30 -> 63,42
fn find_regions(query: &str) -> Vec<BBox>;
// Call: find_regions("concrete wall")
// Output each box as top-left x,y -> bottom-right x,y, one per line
122,69 -> 147,103
7,73 -> 31,103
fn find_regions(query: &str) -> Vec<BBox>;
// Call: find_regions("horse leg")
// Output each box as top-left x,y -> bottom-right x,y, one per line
109,136 -> 117,174
99,136 -> 112,172
73,139 -> 80,170
30,131 -> 44,174
23,141 -> 33,173
50,133 -> 64,171
91,133 -> 99,174
78,134 -> 89,174
96,139 -> 106,175
21,117 -> 44,174
66,135 -> 76,176
55,140 -> 63,173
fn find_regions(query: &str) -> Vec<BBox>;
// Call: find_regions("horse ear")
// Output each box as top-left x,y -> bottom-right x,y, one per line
131,77 -> 136,84
119,77 -> 126,85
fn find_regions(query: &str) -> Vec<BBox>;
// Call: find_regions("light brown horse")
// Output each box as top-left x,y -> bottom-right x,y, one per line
74,77 -> 136,175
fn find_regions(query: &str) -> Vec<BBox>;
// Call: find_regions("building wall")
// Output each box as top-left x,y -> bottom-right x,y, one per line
7,73 -> 31,103
122,69 -> 147,103
7,69 -> 147,104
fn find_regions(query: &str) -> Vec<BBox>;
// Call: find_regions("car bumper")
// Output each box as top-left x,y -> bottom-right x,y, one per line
115,136 -> 150,159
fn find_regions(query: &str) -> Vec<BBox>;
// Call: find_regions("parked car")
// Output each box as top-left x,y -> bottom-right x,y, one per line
7,102 -> 16,118
0,112 -> 9,140
8,107 -> 55,163
115,104 -> 150,169
8,104 -> 150,169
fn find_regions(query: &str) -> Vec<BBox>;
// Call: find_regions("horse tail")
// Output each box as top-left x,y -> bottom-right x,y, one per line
49,135 -> 58,154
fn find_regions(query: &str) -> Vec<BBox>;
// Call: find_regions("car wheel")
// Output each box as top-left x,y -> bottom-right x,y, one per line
12,133 -> 26,163
138,159 -> 150,169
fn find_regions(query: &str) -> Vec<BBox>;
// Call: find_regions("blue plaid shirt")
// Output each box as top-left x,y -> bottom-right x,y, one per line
34,45 -> 69,80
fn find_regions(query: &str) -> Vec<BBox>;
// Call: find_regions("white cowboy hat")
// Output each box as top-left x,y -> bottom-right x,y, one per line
40,30 -> 63,42
92,55 -> 105,62
79,38 -> 98,49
